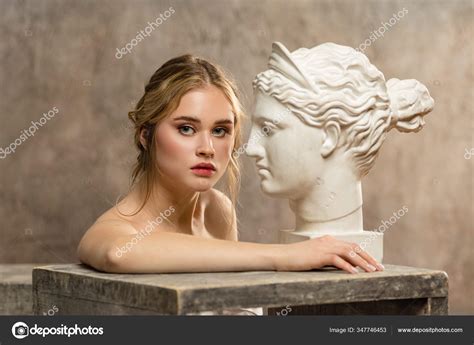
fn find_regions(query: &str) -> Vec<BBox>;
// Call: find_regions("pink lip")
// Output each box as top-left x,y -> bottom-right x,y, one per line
191,162 -> 216,170
191,162 -> 216,177
191,168 -> 216,177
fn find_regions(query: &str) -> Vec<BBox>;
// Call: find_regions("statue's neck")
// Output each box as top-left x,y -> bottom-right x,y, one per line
289,170 -> 363,234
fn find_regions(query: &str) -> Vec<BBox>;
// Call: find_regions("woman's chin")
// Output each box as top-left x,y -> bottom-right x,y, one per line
189,177 -> 215,192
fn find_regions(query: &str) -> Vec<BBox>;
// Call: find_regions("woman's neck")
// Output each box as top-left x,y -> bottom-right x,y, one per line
289,168 -> 363,234
134,177 -> 202,230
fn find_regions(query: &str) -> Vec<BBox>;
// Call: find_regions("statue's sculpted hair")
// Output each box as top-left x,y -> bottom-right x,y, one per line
254,42 -> 434,178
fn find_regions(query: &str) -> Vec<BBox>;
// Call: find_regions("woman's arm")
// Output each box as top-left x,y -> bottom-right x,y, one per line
77,219 -> 382,274
77,219 -> 278,273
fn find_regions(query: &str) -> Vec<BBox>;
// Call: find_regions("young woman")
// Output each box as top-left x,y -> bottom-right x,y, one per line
77,54 -> 383,275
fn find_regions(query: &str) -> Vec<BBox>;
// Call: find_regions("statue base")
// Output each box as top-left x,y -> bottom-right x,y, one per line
279,229 -> 383,263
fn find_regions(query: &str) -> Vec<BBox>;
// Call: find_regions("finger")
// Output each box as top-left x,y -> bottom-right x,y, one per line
341,249 -> 376,273
327,254 -> 358,274
349,244 -> 383,271
356,247 -> 383,271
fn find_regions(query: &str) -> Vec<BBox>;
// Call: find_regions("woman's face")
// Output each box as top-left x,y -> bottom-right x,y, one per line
246,91 -> 326,198
153,85 -> 235,192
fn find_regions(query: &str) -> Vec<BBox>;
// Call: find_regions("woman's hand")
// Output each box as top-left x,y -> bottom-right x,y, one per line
276,235 -> 384,274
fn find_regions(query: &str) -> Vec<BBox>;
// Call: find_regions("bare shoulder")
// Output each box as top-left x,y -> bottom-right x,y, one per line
88,190 -> 154,232
77,201 -> 139,266
204,188 -> 238,241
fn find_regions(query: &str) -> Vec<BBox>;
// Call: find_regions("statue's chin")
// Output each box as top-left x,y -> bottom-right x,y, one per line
259,181 -> 276,196
259,181 -> 293,199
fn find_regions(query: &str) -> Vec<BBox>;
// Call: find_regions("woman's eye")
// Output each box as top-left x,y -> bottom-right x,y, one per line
212,127 -> 230,137
178,125 -> 195,135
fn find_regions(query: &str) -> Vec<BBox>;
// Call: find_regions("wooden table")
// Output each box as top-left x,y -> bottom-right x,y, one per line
32,264 -> 449,315
0,264 -> 41,315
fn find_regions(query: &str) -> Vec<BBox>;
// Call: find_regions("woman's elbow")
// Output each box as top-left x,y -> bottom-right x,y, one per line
76,241 -> 122,273
101,247 -> 129,273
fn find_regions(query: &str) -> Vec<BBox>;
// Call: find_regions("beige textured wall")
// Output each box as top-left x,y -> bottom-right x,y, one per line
0,0 -> 472,313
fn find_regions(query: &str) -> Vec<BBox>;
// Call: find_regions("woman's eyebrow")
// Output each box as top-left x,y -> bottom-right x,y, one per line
173,115 -> 200,123
215,119 -> 234,125
173,115 -> 234,125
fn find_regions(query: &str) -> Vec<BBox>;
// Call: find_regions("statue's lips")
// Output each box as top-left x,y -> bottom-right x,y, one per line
257,168 -> 270,177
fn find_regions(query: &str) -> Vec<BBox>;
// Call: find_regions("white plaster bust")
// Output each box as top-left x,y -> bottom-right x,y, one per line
245,42 -> 434,262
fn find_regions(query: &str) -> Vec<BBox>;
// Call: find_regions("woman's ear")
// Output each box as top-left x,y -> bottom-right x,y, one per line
139,127 -> 149,150
321,121 -> 340,158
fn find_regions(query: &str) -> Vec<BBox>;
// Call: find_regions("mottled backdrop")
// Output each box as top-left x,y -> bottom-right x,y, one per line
0,0 -> 472,313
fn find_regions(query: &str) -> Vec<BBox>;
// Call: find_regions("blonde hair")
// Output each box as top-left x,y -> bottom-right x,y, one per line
254,42 -> 434,178
123,54 -> 245,228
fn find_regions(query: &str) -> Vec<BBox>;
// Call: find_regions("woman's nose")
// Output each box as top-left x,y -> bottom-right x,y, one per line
196,134 -> 215,158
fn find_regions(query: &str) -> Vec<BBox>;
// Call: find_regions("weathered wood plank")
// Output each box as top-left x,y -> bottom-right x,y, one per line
427,297 -> 449,315
0,264 -> 47,315
32,264 -> 449,315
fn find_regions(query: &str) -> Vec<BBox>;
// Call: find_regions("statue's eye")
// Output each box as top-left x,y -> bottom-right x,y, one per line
262,121 -> 277,136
